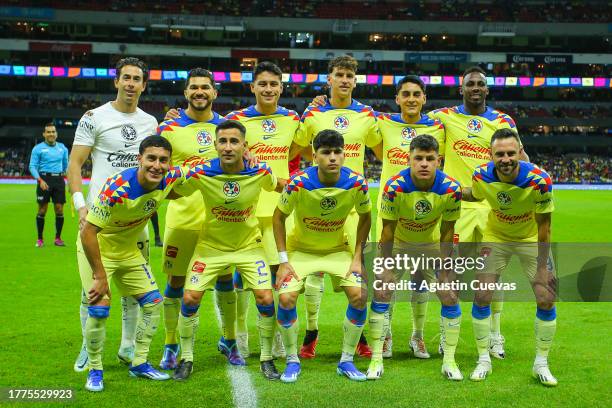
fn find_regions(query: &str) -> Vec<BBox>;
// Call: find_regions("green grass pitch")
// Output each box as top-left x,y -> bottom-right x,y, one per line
0,185 -> 610,407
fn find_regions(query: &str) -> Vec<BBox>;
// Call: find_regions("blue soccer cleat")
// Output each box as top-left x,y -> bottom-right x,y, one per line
337,361 -> 367,382
129,362 -> 171,380
280,362 -> 301,383
218,337 -> 246,366
160,344 -> 180,370
85,369 -> 104,392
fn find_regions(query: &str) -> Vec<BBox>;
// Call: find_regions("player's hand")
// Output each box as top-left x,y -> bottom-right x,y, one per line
88,276 -> 109,304
347,258 -> 366,282
78,207 -> 89,231
164,108 -> 181,121
275,262 -> 299,290
310,95 -> 327,107
244,149 -> 259,167
38,179 -> 49,191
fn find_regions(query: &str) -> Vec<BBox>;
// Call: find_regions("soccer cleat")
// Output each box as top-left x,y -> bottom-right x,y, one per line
441,362 -> 464,381
35,239 -> 44,248
154,237 -> 163,247
272,331 -> 286,359
159,344 -> 180,370
280,362 -> 301,383
236,332 -> 250,358
117,345 -> 135,365
489,334 -> 506,360
366,359 -> 384,380
54,237 -> 65,246
337,361 -> 367,382
85,369 -> 104,392
409,337 -> 431,359
356,341 -> 372,358
470,360 -> 492,381
382,336 -> 393,359
260,360 -> 281,380
218,337 -> 246,366
173,359 -> 193,381
73,344 -> 89,372
299,334 -> 318,359
129,362 -> 171,380
533,364 -> 558,387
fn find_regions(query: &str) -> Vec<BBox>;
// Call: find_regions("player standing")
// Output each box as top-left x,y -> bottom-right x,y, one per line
29,123 -> 69,247
367,134 -> 463,380
79,136 -> 184,391
68,57 -> 158,372
462,129 -> 557,386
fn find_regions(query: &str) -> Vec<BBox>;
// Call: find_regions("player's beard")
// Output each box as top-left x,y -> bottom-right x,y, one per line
189,98 -> 211,112
496,160 -> 518,176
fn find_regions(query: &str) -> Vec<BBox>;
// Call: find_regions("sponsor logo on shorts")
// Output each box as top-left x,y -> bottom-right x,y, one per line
165,245 -> 179,258
190,275 -> 199,284
191,261 -> 207,273
258,280 -> 269,285
414,199 -> 432,219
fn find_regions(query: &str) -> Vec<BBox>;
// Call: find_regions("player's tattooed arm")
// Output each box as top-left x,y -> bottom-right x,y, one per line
534,212 -> 556,301
80,221 -> 109,304
348,211 -> 372,280
67,145 -> 93,230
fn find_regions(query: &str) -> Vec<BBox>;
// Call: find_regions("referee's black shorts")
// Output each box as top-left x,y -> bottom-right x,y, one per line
36,173 -> 66,204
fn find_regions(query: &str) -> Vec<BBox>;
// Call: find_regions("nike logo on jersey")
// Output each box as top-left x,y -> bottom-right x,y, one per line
198,148 -> 210,153
225,199 -> 237,204
262,135 -> 275,140
321,212 -> 333,216
467,135 -> 478,139
124,143 -> 137,148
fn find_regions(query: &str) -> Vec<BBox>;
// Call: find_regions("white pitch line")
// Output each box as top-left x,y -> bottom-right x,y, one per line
214,292 -> 258,408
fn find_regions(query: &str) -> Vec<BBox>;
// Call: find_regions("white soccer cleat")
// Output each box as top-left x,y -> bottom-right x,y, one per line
117,345 -> 135,365
533,363 -> 558,387
489,334 -> 506,360
382,336 -> 393,359
272,331 -> 286,359
409,337 -> 431,359
441,362 -> 464,381
74,343 -> 89,372
366,359 -> 384,380
236,332 -> 250,358
470,360 -> 492,382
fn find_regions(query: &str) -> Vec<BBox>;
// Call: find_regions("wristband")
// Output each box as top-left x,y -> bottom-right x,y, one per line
278,251 -> 289,264
72,192 -> 86,210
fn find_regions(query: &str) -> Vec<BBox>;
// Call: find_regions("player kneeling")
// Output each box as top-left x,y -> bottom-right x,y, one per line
273,130 -> 371,383
463,129 -> 558,386
79,136 -> 189,391
367,134 -> 464,380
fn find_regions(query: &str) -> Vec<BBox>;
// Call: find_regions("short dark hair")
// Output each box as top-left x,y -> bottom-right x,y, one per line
396,75 -> 426,93
115,57 -> 149,82
215,120 -> 246,138
490,128 -> 520,146
253,61 -> 283,81
409,134 -> 439,153
313,129 -> 344,151
328,55 -> 358,74
462,66 -> 487,80
185,67 -> 215,89
43,122 -> 55,129
139,135 -> 172,155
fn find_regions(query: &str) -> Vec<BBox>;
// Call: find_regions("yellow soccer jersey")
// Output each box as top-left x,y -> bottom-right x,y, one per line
376,112 -> 446,209
296,99 -> 381,174
86,166 -> 187,261
173,158 -> 277,252
380,168 -> 461,243
157,110 -> 225,230
277,166 -> 371,254
472,161 -> 554,242
225,105 -> 301,217
429,105 -> 517,208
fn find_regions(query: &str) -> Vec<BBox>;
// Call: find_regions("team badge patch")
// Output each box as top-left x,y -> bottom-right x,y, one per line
414,199 -> 432,219
143,198 -> 157,213
320,196 -> 337,210
223,181 -> 240,198
121,124 -> 137,141
401,127 -> 417,145
261,119 -> 277,133
496,191 -> 512,206
334,115 -> 350,130
467,118 -> 483,133
196,130 -> 213,146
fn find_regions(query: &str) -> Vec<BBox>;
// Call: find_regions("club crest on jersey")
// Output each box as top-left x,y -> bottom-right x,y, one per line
223,181 -> 240,198
143,198 -> 157,213
467,118 -> 483,133
320,196 -> 337,210
496,191 -> 512,206
121,124 -> 138,141
261,119 -> 277,133
414,199 -> 432,219
334,115 -> 350,130
196,130 -> 213,146
401,127 -> 417,145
